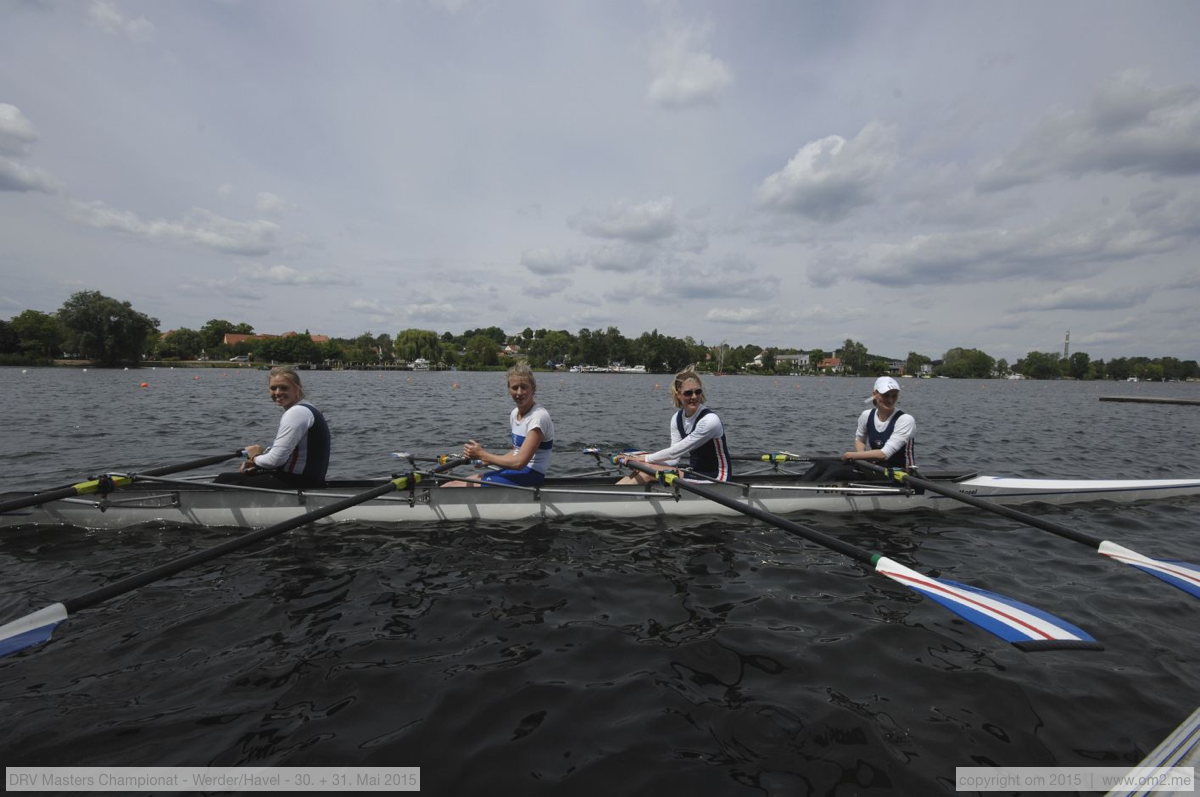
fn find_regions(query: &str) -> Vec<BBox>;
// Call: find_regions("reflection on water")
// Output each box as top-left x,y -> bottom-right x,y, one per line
1,368 -> 1199,794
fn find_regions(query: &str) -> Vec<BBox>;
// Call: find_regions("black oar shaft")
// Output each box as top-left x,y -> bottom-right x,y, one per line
617,458 -> 874,565
139,451 -> 244,477
63,456 -> 471,613
855,463 -> 1102,548
0,451 -> 244,514
63,479 -> 405,613
0,485 -> 90,513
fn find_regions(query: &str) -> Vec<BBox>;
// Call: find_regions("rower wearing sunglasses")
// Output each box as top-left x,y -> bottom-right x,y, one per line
617,369 -> 732,485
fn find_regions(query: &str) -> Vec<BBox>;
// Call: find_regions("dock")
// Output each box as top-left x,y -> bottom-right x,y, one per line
1099,396 -> 1200,406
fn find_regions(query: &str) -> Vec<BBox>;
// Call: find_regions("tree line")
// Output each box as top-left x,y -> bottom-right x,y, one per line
2,290 -> 1197,380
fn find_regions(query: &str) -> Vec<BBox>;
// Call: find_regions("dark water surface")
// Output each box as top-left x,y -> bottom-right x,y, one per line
1,367 -> 1198,796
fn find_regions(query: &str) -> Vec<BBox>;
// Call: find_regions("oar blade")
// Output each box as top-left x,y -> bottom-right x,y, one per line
1100,542 -> 1200,599
874,558 -> 1102,651
0,603 -> 68,658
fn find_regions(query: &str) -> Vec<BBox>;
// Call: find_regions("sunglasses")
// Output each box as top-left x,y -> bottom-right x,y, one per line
680,388 -> 704,397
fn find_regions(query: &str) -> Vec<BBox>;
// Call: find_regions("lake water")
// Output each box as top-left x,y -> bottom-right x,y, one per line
1,366 -> 1198,795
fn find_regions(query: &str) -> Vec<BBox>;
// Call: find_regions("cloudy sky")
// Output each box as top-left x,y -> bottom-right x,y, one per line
3,0 -> 1199,362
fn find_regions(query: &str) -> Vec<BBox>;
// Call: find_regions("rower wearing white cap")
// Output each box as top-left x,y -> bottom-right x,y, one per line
799,375 -> 915,482
842,375 -> 915,469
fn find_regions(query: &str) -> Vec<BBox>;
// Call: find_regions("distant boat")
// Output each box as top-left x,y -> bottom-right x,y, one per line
1126,376 -> 1139,383
412,358 -> 430,371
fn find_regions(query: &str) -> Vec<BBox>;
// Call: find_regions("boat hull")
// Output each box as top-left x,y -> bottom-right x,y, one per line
4,473 -> 1200,530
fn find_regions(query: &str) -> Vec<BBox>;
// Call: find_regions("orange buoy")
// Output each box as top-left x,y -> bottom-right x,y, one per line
140,382 -> 149,388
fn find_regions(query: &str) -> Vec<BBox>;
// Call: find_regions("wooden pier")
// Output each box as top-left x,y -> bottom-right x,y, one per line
1099,396 -> 1200,406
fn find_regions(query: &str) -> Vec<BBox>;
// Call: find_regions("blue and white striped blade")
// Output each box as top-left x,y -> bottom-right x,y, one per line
1099,542 -> 1200,599
0,603 -> 68,657
874,558 -> 1102,651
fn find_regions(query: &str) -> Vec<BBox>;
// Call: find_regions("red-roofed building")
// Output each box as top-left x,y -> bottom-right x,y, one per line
224,331 -> 330,346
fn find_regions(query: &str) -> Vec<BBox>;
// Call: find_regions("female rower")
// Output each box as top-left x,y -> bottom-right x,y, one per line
445,362 -> 554,487
802,375 -> 915,481
217,365 -> 331,489
617,369 -> 732,484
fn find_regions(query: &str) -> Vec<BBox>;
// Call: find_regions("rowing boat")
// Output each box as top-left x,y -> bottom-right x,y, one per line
4,469 -> 1200,531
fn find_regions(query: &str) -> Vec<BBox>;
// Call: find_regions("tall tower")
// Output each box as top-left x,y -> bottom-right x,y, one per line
1063,330 -> 1070,360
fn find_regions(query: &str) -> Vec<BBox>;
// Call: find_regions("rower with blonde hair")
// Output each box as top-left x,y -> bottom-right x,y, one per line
617,369 -> 731,484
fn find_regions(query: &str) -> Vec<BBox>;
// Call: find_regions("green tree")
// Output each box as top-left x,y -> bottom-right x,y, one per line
839,339 -> 869,374
462,326 -> 507,346
57,290 -> 159,365
9,309 -> 63,359
375,333 -> 394,362
198,319 -> 252,350
395,329 -> 443,363
258,333 -> 321,364
0,319 -> 19,354
1159,357 -> 1183,381
995,358 -> 1009,376
526,329 -> 574,367
158,328 -> 203,360
462,334 -> 500,368
1066,351 -> 1091,380
938,347 -> 996,378
1106,357 -> 1131,380
575,328 -> 609,366
905,351 -> 931,376
760,348 -> 777,372
1015,351 -> 1063,380
1135,361 -> 1164,382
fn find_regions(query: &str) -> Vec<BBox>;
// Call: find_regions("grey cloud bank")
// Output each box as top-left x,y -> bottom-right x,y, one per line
2,1 -> 1199,363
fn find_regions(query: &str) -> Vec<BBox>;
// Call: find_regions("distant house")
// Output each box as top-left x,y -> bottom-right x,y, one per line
817,357 -> 844,374
777,353 -> 810,370
752,351 -> 810,370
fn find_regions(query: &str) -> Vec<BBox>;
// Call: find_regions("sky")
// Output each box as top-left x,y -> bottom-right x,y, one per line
2,0 -> 1199,363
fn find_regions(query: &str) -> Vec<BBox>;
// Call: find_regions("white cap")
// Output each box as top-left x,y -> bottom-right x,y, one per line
873,376 -> 900,394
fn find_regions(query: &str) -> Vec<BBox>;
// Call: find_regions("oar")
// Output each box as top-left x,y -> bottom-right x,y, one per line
614,455 -> 1101,652
854,461 -> 1200,601
0,450 -> 245,515
0,457 -> 469,658
729,452 -> 811,463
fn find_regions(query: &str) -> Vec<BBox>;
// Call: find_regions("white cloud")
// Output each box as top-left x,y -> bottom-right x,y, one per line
241,264 -> 355,286
654,258 -> 780,301
1013,284 -> 1153,312
0,104 -> 37,157
404,302 -> 458,323
978,71 -> 1200,191
756,122 -> 898,221
70,201 -> 280,255
705,307 -> 761,324
0,157 -> 61,193
647,18 -> 733,108
88,0 -> 155,41
520,247 -> 581,275
255,192 -> 291,213
829,190 -> 1200,288
526,276 -> 571,298
586,243 -> 656,273
569,197 -> 678,242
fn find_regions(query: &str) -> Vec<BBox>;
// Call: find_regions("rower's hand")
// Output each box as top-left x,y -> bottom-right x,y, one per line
239,444 -> 264,472
463,440 -> 483,461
